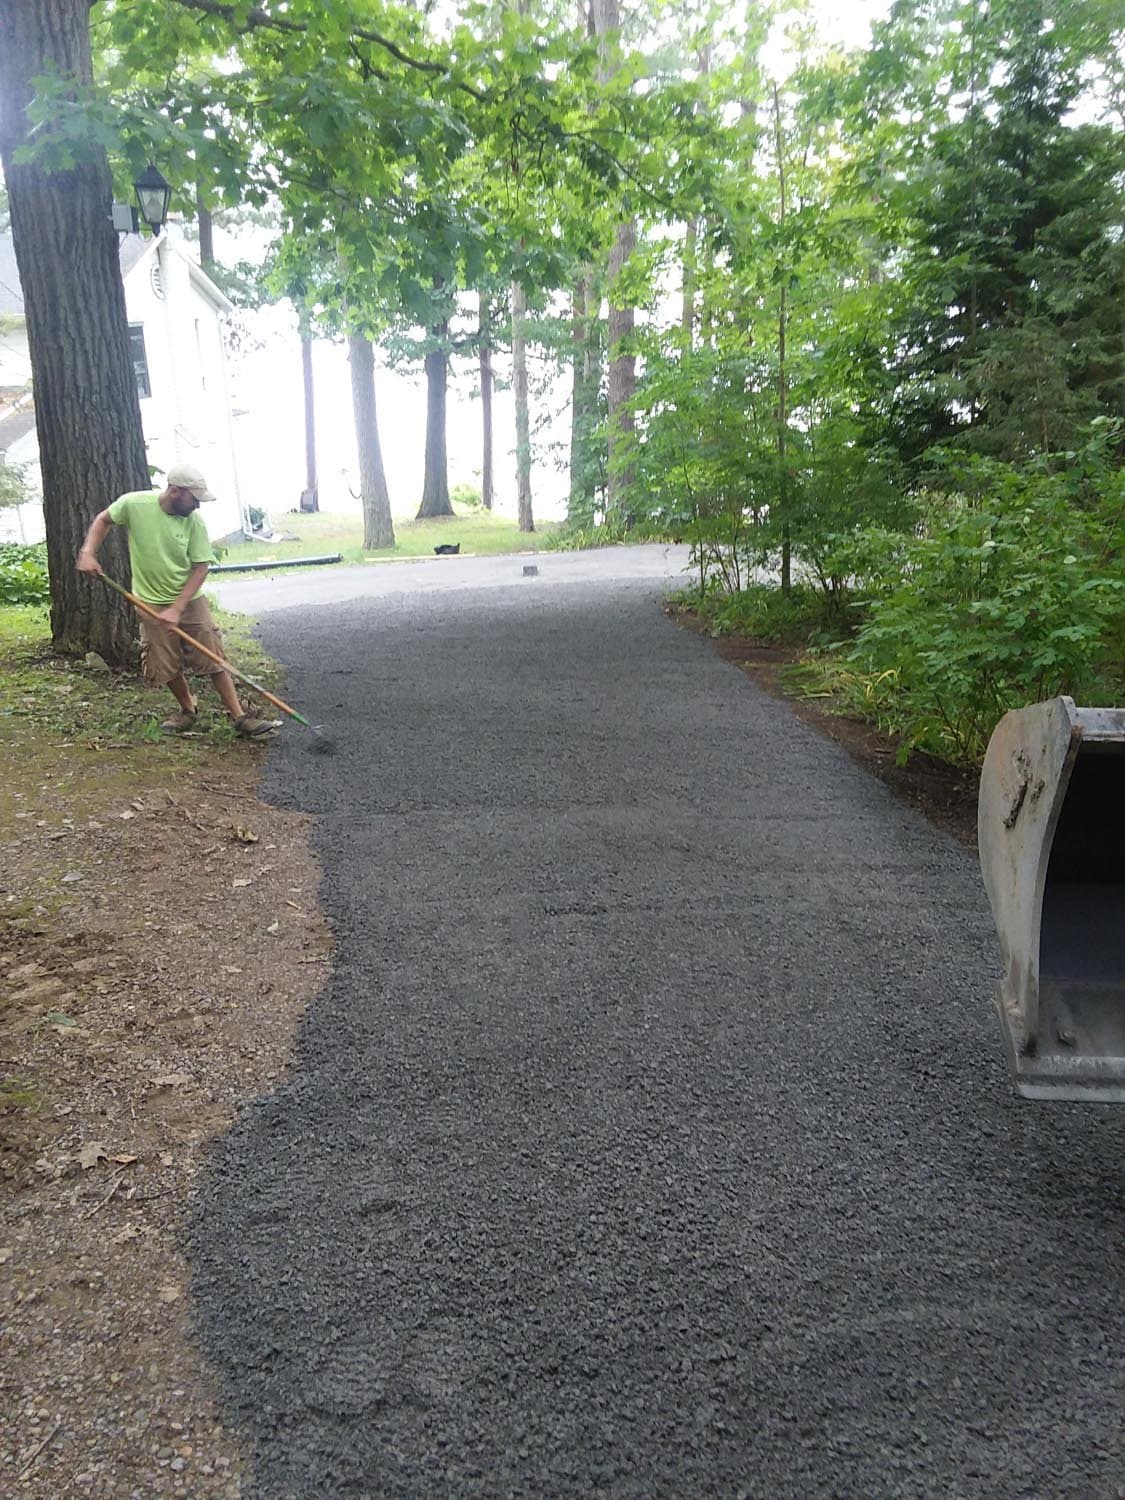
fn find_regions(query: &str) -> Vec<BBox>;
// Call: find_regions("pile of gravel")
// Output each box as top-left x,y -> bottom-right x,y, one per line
190,579 -> 1123,1498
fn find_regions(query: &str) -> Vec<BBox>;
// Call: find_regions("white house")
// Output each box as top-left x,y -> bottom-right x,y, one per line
0,225 -> 246,545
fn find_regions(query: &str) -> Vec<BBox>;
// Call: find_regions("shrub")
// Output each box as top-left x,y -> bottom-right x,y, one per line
450,483 -> 483,510
834,438 -> 1124,765
0,543 -> 50,606
543,516 -> 632,551
684,582 -> 843,645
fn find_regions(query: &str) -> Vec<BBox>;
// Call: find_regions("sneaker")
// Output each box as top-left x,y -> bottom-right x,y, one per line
234,714 -> 278,739
161,702 -> 199,733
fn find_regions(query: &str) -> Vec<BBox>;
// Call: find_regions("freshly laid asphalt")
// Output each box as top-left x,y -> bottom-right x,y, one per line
193,549 -> 1123,1499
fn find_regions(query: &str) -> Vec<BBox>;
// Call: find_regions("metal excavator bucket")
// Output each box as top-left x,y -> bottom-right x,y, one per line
979,697 -> 1125,1102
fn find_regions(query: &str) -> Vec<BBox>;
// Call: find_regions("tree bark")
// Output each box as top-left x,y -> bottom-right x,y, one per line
417,320 -> 453,518
700,229 -> 715,348
511,280 -> 534,533
299,318 -> 318,512
479,297 -> 494,510
605,222 -> 637,516
681,217 -> 698,351
568,274 -> 599,515
593,0 -> 636,520
196,187 -> 214,270
347,333 -> 394,548
0,0 -> 148,663
772,84 -> 791,594
679,46 -> 710,354
567,0 -> 600,519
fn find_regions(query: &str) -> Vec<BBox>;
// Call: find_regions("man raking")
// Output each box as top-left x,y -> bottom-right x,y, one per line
76,464 -> 275,738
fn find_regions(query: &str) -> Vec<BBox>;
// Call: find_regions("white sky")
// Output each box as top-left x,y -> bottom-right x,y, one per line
227,300 -> 556,522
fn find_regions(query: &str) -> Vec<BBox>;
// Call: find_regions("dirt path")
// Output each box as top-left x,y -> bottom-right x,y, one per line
1,734 -> 330,1497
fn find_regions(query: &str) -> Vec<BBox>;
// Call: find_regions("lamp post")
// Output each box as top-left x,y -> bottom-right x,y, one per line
133,164 -> 172,237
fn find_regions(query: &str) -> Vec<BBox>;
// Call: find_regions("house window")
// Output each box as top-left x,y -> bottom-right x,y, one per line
128,324 -> 151,399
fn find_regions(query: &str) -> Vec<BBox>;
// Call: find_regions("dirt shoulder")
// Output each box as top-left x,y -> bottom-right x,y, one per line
1,703 -> 330,1496
669,608 -> 980,851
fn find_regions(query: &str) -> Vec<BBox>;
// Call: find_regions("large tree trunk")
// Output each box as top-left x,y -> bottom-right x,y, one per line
680,46 -> 710,354
196,187 -> 215,270
347,333 -> 394,549
700,229 -> 715,348
479,296 -> 494,510
0,0 -> 148,663
772,85 -> 791,594
511,281 -> 534,533
299,318 -> 319,512
567,0 -> 601,519
681,217 -> 698,351
593,0 -> 636,521
417,321 -> 453,519
568,274 -> 600,516
605,222 -> 637,517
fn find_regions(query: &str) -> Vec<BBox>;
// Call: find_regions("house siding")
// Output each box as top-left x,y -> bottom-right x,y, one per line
0,229 -> 243,546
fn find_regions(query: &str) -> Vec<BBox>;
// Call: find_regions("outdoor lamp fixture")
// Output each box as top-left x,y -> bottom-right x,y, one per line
133,164 -> 172,237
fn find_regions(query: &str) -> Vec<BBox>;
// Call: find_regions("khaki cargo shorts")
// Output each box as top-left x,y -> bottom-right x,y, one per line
138,595 -> 226,685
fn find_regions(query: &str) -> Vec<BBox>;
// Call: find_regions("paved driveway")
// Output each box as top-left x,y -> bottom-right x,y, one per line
191,557 -> 1123,1498
210,542 -> 696,616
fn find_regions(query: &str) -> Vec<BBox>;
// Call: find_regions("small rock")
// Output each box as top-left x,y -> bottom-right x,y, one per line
84,652 -> 111,673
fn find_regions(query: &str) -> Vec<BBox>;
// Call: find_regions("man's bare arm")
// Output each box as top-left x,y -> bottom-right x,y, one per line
76,510 -> 114,574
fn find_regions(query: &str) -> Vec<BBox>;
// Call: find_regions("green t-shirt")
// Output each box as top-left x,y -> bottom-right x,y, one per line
107,491 -> 215,605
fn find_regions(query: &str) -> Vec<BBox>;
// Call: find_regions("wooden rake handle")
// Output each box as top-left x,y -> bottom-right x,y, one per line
98,573 -> 310,727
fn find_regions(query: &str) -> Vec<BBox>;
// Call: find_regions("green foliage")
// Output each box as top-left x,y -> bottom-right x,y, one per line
680,582 -> 842,646
87,0 -> 648,358
450,483 -> 483,510
827,431 -> 1125,765
543,516 -> 633,551
0,544 -> 50,607
852,0 -> 1125,470
0,461 -> 32,511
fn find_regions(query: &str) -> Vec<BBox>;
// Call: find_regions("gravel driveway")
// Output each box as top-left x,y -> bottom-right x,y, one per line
191,562 -> 1123,1498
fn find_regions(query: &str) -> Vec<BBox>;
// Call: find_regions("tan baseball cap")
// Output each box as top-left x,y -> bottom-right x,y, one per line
165,463 -> 216,502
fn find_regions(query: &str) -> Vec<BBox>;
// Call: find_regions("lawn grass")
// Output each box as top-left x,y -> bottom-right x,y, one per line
0,603 -> 49,650
215,505 -> 559,570
0,599 -> 281,754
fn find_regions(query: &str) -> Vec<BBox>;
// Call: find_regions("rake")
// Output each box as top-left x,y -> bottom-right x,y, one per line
98,573 -> 334,754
